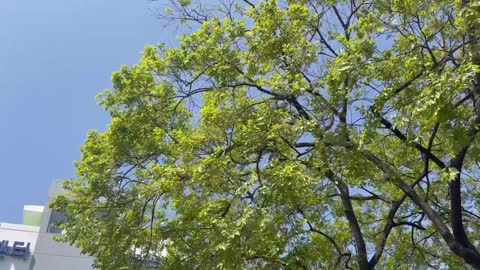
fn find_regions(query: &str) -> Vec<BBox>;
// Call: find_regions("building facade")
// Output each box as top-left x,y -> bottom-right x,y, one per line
0,181 -> 95,270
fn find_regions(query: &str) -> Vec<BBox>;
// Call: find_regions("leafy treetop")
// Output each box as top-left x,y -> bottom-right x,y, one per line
51,0 -> 480,269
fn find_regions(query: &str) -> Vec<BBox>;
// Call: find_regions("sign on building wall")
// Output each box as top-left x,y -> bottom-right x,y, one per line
0,241 -> 30,259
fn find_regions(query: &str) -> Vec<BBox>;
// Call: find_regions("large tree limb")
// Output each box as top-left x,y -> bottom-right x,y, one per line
361,149 -> 480,268
325,170 -> 370,270
448,0 -> 480,248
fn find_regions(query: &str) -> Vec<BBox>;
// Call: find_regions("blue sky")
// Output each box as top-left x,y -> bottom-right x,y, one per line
0,0 -> 178,223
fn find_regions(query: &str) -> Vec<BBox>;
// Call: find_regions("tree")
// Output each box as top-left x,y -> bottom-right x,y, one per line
51,0 -> 480,269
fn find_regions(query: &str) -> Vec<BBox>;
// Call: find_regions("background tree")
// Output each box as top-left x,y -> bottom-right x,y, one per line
51,0 -> 480,269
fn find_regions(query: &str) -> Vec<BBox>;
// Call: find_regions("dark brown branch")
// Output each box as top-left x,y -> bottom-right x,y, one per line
326,170 -> 369,270
332,5 -> 348,32
368,166 -> 429,269
361,149 -> 480,268
392,221 -> 426,231
328,194 -> 382,201
294,142 -> 315,148
448,114 -> 480,252
301,217 -> 342,255
241,0 -> 255,8
368,195 -> 407,269
447,0 -> 480,259
220,202 -> 231,218
286,96 -> 311,120
298,207 -> 352,269
371,110 -> 446,169
392,69 -> 425,95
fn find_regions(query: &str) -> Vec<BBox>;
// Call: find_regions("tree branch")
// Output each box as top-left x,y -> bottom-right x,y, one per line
326,170 -> 369,270
371,109 -> 446,169
361,149 -> 480,268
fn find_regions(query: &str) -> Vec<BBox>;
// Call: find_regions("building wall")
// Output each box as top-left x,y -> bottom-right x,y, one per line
0,181 -> 95,270
30,233 -> 94,270
31,180 -> 94,270
0,223 -> 39,270
0,222 -> 94,270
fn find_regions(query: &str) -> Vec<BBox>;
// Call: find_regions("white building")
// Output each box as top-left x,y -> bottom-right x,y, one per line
0,181 -> 94,270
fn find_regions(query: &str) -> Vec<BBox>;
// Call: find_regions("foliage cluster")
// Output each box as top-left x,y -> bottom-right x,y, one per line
52,0 -> 480,269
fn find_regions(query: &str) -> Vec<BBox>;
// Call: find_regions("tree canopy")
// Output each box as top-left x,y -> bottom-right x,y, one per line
51,0 -> 480,269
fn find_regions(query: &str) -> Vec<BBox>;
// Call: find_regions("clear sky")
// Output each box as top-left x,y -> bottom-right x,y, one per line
0,0 -> 178,223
